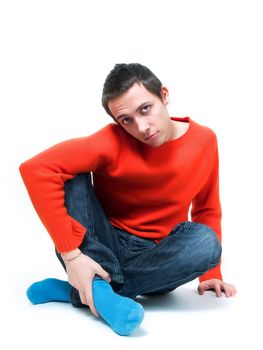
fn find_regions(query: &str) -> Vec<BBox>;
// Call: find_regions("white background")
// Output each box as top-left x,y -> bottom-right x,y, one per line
1,0 -> 262,348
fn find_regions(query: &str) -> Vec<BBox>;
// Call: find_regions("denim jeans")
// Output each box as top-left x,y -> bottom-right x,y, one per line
55,173 -> 222,307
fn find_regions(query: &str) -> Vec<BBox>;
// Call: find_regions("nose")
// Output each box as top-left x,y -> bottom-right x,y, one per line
136,119 -> 150,135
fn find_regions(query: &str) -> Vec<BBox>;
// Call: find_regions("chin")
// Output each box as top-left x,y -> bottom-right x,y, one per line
146,139 -> 164,148
151,141 -> 163,148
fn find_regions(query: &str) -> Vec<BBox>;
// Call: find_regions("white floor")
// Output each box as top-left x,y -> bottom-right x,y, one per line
2,268 -> 261,350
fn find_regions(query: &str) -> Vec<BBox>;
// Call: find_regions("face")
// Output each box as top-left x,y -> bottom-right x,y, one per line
108,83 -> 176,147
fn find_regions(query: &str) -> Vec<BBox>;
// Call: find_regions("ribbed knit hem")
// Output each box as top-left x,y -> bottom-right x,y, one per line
198,264 -> 223,282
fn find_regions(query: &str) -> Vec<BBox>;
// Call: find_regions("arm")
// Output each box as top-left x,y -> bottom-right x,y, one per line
19,126 -> 116,313
19,126 -> 114,253
191,134 -> 223,282
191,134 -> 237,297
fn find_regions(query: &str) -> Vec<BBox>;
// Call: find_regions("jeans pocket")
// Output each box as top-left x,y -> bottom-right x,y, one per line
128,235 -> 156,253
172,221 -> 192,236
116,229 -> 132,249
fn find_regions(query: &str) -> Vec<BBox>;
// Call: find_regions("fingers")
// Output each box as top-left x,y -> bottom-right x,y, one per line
224,285 -> 231,298
231,285 -> 237,296
83,267 -> 110,316
79,290 -> 88,305
86,281 -> 100,317
223,283 -> 237,298
224,283 -> 233,298
215,282 -> 222,297
217,282 -> 237,298
79,287 -> 99,318
198,280 -> 238,298
96,265 -> 111,283
198,283 -> 210,295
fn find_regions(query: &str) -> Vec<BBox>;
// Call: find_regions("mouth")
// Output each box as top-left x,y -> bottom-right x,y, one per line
145,131 -> 159,141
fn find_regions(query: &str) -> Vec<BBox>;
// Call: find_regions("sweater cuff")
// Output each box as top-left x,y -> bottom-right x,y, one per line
53,216 -> 87,253
198,263 -> 223,283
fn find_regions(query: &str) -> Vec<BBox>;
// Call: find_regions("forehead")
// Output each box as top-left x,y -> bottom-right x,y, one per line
108,83 -> 157,117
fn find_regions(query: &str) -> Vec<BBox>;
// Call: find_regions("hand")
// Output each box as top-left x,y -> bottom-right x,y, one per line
198,278 -> 237,298
62,250 -> 111,316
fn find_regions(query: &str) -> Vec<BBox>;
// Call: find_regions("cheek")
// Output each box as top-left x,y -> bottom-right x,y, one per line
152,108 -> 165,122
122,125 -> 137,137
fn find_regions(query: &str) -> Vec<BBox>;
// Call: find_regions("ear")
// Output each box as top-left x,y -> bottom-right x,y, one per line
161,86 -> 170,104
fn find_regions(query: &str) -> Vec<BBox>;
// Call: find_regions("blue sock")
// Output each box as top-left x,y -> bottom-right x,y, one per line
92,277 -> 144,336
26,277 -> 144,336
26,278 -> 71,304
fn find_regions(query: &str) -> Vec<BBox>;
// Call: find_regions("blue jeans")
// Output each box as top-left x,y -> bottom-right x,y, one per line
56,173 -> 222,307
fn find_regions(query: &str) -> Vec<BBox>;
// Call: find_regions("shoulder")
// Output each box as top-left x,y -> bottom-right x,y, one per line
82,122 -> 122,145
91,122 -> 137,148
190,118 -> 218,147
90,122 -> 126,139
82,122 -> 133,156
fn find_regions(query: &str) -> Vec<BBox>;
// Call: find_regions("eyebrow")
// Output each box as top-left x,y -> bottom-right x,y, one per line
115,101 -> 151,122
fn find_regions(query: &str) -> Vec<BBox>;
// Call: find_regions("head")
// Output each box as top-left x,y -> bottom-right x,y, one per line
102,63 -> 176,147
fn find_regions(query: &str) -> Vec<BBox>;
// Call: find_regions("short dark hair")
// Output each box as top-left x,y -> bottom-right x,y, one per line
102,63 -> 163,118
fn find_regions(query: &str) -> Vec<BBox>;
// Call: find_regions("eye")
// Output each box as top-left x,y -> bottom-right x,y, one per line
141,104 -> 151,113
121,117 -> 131,125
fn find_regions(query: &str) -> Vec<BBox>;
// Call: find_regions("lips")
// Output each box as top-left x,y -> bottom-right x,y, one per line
145,131 -> 158,140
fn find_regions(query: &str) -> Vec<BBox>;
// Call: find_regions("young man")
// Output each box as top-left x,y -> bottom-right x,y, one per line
19,63 -> 237,336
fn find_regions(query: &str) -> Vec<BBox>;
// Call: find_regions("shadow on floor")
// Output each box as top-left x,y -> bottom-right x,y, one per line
136,286 -> 231,312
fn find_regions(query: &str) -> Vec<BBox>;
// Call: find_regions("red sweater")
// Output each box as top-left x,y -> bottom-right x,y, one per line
19,116 -> 222,282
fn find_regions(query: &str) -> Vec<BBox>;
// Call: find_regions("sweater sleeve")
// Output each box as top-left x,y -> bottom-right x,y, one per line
191,134 -> 223,282
19,125 -> 116,253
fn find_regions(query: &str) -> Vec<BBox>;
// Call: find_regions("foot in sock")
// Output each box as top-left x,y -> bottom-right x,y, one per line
92,277 -> 144,336
26,278 -> 71,304
26,277 -> 144,336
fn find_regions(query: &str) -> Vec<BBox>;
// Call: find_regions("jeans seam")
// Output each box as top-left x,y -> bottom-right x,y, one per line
129,234 -> 172,268
82,174 -> 94,233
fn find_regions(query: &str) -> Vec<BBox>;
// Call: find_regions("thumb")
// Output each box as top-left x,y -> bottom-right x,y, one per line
96,265 -> 111,283
198,283 -> 210,295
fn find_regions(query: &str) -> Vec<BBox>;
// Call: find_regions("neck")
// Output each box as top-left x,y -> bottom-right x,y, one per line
167,118 -> 178,141
171,119 -> 190,141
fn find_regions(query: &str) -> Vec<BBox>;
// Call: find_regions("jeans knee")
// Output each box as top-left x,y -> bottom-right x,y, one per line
194,223 -> 222,266
64,172 -> 92,226
210,236 -> 222,265
205,227 -> 222,265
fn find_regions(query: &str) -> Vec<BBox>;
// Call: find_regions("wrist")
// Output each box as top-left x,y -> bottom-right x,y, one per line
61,248 -> 81,262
